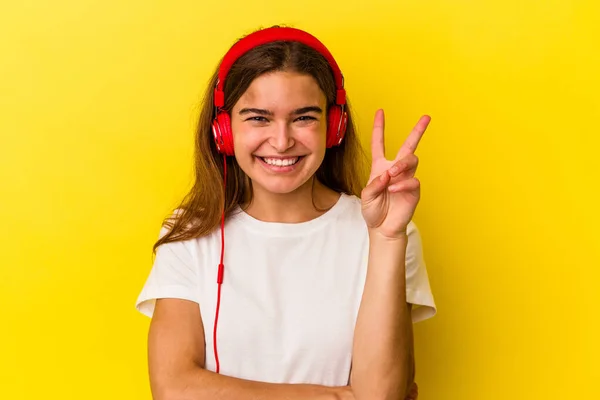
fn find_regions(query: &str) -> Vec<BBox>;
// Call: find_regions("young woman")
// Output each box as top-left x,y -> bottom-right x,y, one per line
136,26 -> 436,400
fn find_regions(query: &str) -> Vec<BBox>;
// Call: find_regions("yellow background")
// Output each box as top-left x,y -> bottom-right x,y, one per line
1,0 -> 598,398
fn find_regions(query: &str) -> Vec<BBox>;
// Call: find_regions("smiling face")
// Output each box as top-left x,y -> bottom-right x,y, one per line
230,70 -> 328,196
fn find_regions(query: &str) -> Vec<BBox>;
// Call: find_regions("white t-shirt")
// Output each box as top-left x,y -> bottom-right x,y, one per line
136,193 -> 436,387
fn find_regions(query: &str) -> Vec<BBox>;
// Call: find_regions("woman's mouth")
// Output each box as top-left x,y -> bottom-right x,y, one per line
255,156 -> 305,172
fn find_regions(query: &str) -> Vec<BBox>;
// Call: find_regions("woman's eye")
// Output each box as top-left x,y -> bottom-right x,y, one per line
247,116 -> 268,122
245,116 -> 317,123
295,116 -> 316,122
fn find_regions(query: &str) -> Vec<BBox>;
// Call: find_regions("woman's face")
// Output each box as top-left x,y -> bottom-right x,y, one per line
230,70 -> 328,196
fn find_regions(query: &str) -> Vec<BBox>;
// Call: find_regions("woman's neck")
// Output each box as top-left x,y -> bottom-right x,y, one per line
242,178 -> 341,223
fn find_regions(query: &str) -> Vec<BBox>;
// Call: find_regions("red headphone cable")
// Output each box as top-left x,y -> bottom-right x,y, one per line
213,154 -> 227,374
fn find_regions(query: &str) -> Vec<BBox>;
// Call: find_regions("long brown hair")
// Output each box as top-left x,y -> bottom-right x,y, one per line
153,27 -> 368,252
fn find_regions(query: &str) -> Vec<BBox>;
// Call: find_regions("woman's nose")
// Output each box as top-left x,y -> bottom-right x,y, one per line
269,122 -> 295,152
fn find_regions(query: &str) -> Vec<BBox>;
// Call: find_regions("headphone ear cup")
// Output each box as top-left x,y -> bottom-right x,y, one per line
212,111 -> 235,156
326,106 -> 347,148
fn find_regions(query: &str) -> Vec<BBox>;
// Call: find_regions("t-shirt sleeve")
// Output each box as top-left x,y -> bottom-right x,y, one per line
135,226 -> 199,318
405,221 -> 437,323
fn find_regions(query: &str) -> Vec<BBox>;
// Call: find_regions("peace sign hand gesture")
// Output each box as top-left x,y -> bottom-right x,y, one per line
361,109 -> 431,240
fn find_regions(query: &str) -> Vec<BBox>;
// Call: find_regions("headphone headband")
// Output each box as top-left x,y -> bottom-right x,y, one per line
214,27 -> 346,108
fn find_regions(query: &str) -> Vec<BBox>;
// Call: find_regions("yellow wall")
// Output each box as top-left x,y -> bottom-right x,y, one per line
1,1 -> 598,398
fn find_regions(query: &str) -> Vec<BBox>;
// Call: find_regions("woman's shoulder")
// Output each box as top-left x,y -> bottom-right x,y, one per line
338,192 -> 362,210
154,208 -> 222,250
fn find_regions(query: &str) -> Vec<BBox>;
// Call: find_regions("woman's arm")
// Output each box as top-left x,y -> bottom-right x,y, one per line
148,298 -> 349,400
350,231 -> 414,400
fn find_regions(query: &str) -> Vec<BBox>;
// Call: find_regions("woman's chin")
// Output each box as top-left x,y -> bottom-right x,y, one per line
251,175 -> 313,196
255,182 -> 304,195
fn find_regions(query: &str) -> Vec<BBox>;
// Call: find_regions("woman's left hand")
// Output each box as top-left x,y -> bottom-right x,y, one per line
361,109 -> 431,240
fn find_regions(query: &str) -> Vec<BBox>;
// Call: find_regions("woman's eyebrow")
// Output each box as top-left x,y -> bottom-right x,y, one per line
238,106 -> 323,116
238,108 -> 273,116
291,106 -> 323,115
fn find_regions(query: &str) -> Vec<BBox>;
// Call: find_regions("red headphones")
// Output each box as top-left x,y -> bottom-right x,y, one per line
211,27 -> 348,375
211,26 -> 349,156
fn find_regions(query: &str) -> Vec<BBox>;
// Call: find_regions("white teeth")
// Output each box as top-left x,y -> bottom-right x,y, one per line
263,157 -> 299,166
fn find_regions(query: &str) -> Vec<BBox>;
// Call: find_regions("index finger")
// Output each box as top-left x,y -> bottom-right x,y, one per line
396,115 -> 431,160
371,109 -> 386,161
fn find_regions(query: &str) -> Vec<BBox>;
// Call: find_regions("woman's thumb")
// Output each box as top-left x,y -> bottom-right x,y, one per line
362,170 -> 390,202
